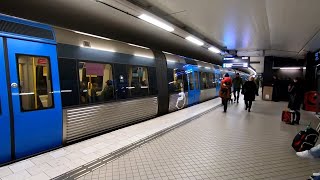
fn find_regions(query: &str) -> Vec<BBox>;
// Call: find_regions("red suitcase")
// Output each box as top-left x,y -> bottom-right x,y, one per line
282,110 -> 294,124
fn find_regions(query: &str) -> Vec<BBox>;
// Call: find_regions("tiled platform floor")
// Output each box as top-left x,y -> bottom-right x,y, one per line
0,98 -> 222,180
78,98 -> 320,180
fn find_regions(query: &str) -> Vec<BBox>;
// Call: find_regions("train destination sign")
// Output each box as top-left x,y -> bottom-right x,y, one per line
223,57 -> 250,68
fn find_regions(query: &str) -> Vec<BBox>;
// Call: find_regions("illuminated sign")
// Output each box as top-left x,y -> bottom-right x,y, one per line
223,57 -> 250,68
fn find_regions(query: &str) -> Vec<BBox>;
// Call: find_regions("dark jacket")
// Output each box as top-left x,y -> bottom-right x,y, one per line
232,77 -> 243,89
288,82 -> 303,110
242,81 -> 257,101
272,78 -> 280,101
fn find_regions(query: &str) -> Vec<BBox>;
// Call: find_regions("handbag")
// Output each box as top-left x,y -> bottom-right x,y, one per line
281,109 -> 293,124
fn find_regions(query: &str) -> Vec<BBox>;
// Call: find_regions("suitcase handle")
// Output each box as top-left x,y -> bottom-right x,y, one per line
305,134 -> 319,144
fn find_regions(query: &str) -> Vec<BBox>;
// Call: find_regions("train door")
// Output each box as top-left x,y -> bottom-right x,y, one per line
185,66 -> 200,105
5,38 -> 62,159
0,37 -> 11,163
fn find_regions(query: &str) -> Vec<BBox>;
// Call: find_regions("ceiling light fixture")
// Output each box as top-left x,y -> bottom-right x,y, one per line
185,36 -> 204,46
223,57 -> 234,60
280,67 -> 304,70
208,46 -> 221,54
138,14 -> 174,32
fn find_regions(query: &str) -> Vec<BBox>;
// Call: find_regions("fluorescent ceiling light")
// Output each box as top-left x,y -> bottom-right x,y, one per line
205,67 -> 210,69
167,60 -> 175,63
224,57 -> 234,60
138,14 -> 174,32
208,47 -> 221,54
134,54 -> 154,59
73,31 -> 111,40
198,65 -> 202,67
128,43 -> 149,49
280,67 -> 304,70
185,36 -> 204,46
242,57 -> 249,59
223,63 -> 232,68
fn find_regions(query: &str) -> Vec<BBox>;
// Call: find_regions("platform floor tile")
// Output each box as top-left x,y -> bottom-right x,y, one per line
79,98 -> 320,180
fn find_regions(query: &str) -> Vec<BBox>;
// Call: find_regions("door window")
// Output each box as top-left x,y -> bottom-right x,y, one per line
168,68 -> 184,94
187,72 -> 194,90
17,55 -> 54,111
194,71 -> 199,90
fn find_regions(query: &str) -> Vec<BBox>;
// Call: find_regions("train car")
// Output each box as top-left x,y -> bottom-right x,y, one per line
0,14 -> 250,164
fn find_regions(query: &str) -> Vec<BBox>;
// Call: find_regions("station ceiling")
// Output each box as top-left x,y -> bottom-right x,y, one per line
0,0 -> 222,65
0,0 -> 319,63
130,0 -> 320,59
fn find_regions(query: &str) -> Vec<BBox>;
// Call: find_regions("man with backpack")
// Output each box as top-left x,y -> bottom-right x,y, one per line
220,73 -> 232,112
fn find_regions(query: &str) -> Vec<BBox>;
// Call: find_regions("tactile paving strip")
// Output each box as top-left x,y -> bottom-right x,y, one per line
53,104 -> 222,180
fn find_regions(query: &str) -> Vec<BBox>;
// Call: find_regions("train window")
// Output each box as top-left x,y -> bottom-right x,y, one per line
17,55 -> 54,111
128,66 -> 149,97
168,68 -> 184,94
114,64 -> 128,99
187,71 -> 194,90
147,67 -> 158,95
200,72 -> 216,89
208,73 -> 216,88
167,69 -> 174,92
200,72 -> 209,90
58,58 -> 79,107
78,61 -> 114,104
194,71 -> 199,90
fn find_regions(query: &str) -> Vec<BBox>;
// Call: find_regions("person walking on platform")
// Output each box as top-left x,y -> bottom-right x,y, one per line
272,75 -> 280,102
242,76 -> 257,112
288,77 -> 303,125
220,73 -> 232,112
232,73 -> 243,103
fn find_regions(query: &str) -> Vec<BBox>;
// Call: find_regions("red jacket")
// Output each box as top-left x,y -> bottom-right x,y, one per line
219,77 -> 232,98
221,77 -> 232,86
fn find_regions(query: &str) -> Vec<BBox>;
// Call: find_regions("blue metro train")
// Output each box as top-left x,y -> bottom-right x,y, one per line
0,14 -> 250,164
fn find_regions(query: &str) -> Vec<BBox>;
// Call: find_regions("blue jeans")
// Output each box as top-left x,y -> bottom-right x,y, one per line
310,144 -> 320,158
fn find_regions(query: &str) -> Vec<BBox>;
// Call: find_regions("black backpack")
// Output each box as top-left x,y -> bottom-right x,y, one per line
292,124 -> 319,152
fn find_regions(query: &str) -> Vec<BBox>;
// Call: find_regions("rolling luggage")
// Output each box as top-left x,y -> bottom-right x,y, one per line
281,110 -> 294,124
292,123 -> 320,152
